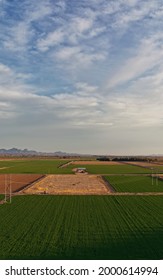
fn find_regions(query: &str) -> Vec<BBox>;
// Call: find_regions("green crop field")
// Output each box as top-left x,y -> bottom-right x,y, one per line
0,195 -> 163,260
150,165 -> 163,172
71,164 -> 151,174
0,160 -> 72,174
105,175 -> 163,192
1,160 -> 161,175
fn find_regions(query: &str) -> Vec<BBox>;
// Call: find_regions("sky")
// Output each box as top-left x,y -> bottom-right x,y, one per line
0,0 -> 163,155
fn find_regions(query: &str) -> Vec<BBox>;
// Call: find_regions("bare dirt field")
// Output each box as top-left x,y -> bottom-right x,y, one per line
153,162 -> 163,165
0,174 -> 44,193
23,174 -> 111,195
126,161 -> 163,167
72,161 -> 123,165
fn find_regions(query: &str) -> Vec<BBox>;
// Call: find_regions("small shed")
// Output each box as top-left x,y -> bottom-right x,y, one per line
76,167 -> 87,173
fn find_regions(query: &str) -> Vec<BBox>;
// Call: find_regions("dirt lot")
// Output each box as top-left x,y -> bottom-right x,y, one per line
0,174 -> 44,193
72,161 -> 123,165
23,174 -> 110,195
126,161 -> 163,167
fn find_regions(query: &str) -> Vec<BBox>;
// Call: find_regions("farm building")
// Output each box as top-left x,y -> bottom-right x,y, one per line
76,167 -> 87,173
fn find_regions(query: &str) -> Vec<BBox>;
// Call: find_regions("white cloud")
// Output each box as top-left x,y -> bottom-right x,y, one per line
111,0 -> 160,30
0,63 -> 31,87
3,21 -> 34,52
75,82 -> 98,93
72,17 -> 93,33
95,0 -> 139,17
37,16 -> 95,52
26,1 -> 53,22
1,0 -> 54,53
88,26 -> 106,38
55,46 -> 80,60
0,63 -> 12,74
1,70 -> 162,130
151,6 -> 163,18
37,29 -> 65,52
107,33 -> 163,88
54,45 -> 106,69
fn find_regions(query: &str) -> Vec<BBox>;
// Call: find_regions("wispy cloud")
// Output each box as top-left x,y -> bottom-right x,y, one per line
112,1 -> 159,29
37,29 -> 65,52
107,33 -> 163,88
3,21 -> 33,52
1,0 -> 163,153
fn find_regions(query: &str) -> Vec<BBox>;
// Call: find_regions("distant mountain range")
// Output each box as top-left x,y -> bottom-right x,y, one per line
0,148 -> 38,155
0,148 -> 162,158
0,148 -> 92,157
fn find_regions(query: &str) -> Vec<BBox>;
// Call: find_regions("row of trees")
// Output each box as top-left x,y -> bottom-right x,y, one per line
97,157 -> 157,162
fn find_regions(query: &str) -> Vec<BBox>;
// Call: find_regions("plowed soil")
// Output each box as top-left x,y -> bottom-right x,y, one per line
126,161 -> 163,167
0,174 -> 44,193
23,174 -> 111,195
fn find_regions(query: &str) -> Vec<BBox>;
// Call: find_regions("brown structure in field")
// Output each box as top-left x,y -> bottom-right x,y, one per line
76,167 -> 87,173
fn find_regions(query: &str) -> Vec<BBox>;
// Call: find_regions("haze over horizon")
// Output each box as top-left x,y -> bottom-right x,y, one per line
0,0 -> 163,155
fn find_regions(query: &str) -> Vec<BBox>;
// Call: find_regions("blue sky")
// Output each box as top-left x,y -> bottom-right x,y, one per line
0,0 -> 163,155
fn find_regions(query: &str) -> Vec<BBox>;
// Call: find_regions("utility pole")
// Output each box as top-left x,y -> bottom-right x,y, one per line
4,174 -> 7,203
156,172 -> 158,186
10,174 -> 12,203
151,168 -> 153,186
4,174 -> 12,203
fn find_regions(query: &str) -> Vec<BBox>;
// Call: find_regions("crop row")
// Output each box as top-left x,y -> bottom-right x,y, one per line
0,196 -> 163,259
104,175 -> 163,192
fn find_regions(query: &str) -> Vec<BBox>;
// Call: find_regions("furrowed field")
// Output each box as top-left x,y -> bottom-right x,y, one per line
0,174 -> 44,193
0,159 -> 73,174
0,195 -> 163,260
105,175 -> 163,192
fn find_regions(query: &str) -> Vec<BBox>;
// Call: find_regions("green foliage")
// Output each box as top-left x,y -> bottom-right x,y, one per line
71,164 -> 152,174
105,175 -> 163,192
0,160 -> 72,174
0,195 -> 4,201
0,196 -> 163,259
150,165 -> 163,172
